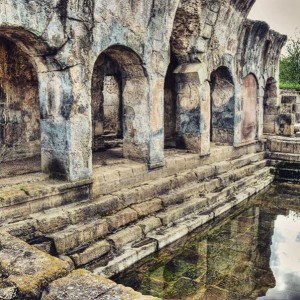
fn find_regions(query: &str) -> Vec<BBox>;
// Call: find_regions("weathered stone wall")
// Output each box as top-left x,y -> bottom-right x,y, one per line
210,66 -> 235,144
237,20 -> 287,140
0,0 -> 286,180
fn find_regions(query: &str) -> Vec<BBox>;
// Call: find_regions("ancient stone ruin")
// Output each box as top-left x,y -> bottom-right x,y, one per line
0,0 -> 296,299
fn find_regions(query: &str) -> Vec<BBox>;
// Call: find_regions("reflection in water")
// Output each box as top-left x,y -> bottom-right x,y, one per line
259,211 -> 300,300
114,184 -> 300,300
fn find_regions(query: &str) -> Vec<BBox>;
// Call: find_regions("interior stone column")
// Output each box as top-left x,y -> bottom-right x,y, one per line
103,75 -> 121,136
174,63 -> 210,156
122,75 -> 151,163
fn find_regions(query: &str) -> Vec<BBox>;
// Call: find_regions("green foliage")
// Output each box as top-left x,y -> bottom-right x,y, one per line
279,82 -> 300,91
280,32 -> 300,90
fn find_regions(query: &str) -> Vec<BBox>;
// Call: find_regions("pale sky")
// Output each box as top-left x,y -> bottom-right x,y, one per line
248,0 -> 300,38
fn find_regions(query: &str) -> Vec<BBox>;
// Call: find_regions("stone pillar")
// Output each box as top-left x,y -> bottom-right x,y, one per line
122,75 -> 165,169
263,78 -> 280,135
148,77 -> 165,168
174,63 -> 210,156
103,76 -> 121,136
257,83 -> 264,139
122,76 -> 150,163
39,69 -> 92,181
240,74 -> 258,143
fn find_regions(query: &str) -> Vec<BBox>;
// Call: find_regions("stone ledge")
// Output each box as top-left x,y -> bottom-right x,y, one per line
0,232 -> 157,300
0,230 -> 71,299
41,269 -> 156,300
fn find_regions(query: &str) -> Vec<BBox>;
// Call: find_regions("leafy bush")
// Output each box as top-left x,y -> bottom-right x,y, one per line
280,32 -> 300,90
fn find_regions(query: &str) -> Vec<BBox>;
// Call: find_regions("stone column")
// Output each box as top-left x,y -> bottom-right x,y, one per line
122,75 -> 165,169
240,74 -> 258,144
122,76 -> 150,163
148,77 -> 165,168
263,78 -> 280,135
103,76 -> 121,136
174,63 -> 210,156
257,83 -> 264,139
39,69 -> 92,181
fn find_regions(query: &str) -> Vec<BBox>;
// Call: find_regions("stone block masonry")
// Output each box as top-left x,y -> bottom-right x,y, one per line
0,0 -> 289,299
0,0 -> 286,181
0,231 -> 156,300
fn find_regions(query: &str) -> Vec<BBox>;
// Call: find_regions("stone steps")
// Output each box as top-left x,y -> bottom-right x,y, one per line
273,162 -> 300,183
53,160 -> 261,255
156,163 -> 269,227
3,152 -> 264,241
0,144 -> 263,224
93,166 -> 274,277
0,178 -> 91,223
1,151 -> 272,275
91,143 -> 264,197
48,159 -> 269,264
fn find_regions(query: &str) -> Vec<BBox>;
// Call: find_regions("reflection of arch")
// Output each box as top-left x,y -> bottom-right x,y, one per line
210,66 -> 235,144
241,73 -> 258,142
91,45 -> 150,161
0,33 -> 40,161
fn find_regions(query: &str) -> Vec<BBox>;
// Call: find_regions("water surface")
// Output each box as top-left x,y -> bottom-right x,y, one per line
114,184 -> 300,300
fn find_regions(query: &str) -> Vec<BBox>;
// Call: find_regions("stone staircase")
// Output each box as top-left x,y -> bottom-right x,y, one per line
1,150 -> 274,278
273,162 -> 300,183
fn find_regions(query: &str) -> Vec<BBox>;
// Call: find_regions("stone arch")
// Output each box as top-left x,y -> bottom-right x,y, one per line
0,26 -> 91,181
91,45 -> 150,161
241,73 -> 259,142
0,33 -> 41,162
210,66 -> 235,144
0,26 -> 52,72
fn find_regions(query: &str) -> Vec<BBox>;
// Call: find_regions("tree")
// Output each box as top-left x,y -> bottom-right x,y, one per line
280,31 -> 300,90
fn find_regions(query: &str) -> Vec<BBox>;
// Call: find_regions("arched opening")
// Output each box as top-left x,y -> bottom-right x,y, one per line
92,53 -> 123,152
0,36 -> 40,176
164,54 -> 177,148
241,74 -> 258,143
210,67 -> 235,145
91,46 -> 149,162
263,77 -> 278,134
